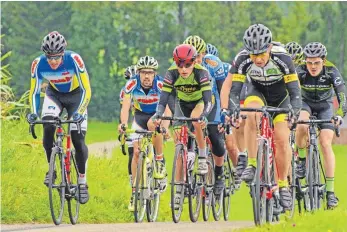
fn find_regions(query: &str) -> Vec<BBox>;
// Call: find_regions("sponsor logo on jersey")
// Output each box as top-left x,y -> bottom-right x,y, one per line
176,85 -> 198,93
72,54 -> 85,72
250,70 -> 262,76
50,76 -> 72,84
205,58 -> 218,67
136,97 -> 159,104
48,105 -> 56,110
266,68 -> 280,75
31,59 -> 39,76
125,79 -> 137,92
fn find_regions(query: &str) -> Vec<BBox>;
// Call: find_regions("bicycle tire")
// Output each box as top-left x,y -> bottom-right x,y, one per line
252,139 -> 266,226
202,155 -> 214,221
223,155 -> 233,221
287,152 -> 296,219
48,147 -> 65,225
146,160 -> 160,222
134,151 -> 146,223
188,155 -> 203,222
313,148 -> 324,210
171,144 -> 185,223
307,144 -> 314,211
67,149 -> 80,225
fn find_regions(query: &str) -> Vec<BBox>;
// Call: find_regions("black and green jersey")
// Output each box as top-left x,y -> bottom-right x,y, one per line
163,63 -> 211,102
296,61 -> 347,117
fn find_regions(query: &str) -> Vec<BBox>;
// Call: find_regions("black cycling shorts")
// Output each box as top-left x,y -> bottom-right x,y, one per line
302,100 -> 334,130
207,124 -> 225,157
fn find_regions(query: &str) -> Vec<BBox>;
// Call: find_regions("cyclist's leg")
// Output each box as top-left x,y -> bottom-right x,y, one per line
295,101 -> 311,178
41,87 -> 63,185
234,84 -> 247,153
241,84 -> 264,182
225,133 -> 238,166
191,100 -> 208,174
272,97 -> 293,209
317,102 -> 338,208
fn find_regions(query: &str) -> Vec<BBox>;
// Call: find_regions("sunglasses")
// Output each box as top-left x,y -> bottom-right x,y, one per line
249,52 -> 267,59
176,61 -> 194,68
139,70 -> 156,75
305,60 -> 323,66
47,55 -> 63,61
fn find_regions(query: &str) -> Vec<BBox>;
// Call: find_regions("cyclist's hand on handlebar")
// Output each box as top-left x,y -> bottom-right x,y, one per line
27,113 -> 38,124
152,113 -> 162,126
199,116 -> 208,129
72,113 -> 84,124
118,123 -> 127,134
331,116 -> 344,126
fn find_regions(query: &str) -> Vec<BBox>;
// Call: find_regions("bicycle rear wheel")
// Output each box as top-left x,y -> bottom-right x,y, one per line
67,150 -> 80,225
202,155 -> 214,221
134,152 -> 146,223
171,144 -> 185,223
146,160 -> 160,222
48,147 -> 66,225
223,155 -> 233,221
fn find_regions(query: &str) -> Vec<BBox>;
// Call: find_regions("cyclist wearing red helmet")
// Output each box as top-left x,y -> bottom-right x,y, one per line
155,44 -> 213,177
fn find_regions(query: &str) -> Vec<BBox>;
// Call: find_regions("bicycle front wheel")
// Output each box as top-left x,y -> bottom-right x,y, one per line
48,147 -> 66,225
134,152 -> 146,223
146,160 -> 160,222
188,155 -> 203,222
171,144 -> 185,223
202,155 -> 214,221
307,144 -> 314,211
223,155 -> 233,221
67,149 -> 80,225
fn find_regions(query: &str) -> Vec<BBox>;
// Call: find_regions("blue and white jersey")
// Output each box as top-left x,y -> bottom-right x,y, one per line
202,54 -> 230,123
123,74 -> 163,114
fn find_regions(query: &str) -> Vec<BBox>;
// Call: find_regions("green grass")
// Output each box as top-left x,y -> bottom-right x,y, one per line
1,119 -> 347,229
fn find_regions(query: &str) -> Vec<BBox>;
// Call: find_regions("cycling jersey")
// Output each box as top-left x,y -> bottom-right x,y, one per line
157,63 -> 213,117
296,62 -> 347,117
29,50 -> 91,115
202,54 -> 230,123
123,74 -> 163,114
229,45 -> 302,114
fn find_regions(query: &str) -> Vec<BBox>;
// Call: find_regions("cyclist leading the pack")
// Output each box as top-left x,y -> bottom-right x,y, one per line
28,31 -> 91,204
295,42 -> 347,209
220,24 -> 302,210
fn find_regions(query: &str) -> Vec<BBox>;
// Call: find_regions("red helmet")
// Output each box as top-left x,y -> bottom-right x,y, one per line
173,44 -> 197,68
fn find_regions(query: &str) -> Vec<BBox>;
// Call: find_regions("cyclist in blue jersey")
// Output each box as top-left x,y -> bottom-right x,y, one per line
27,31 -> 91,204
118,56 -> 170,211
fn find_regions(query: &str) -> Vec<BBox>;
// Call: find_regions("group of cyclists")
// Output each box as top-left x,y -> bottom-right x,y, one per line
27,23 -> 346,219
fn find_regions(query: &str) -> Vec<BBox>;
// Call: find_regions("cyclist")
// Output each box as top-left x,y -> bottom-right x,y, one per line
295,42 -> 347,209
119,65 -> 137,186
285,41 -> 305,67
202,54 -> 243,192
118,56 -> 170,211
206,43 -> 219,56
154,44 -> 213,206
220,24 -> 302,210
27,31 -> 91,204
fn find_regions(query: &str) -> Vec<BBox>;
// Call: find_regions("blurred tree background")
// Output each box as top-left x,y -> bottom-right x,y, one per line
2,1 -> 347,121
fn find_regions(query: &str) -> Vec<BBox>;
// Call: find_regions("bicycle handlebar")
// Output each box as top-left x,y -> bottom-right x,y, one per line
28,118 -> 82,139
157,116 -> 201,122
295,116 -> 341,137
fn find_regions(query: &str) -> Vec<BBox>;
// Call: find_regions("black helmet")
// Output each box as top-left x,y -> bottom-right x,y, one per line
285,41 -> 304,61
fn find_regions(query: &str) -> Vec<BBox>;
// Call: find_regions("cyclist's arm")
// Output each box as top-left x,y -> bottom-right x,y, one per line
72,54 -> 92,115
120,94 -> 131,125
29,58 -> 42,115
216,78 -> 225,96
284,74 -> 302,116
157,70 -> 174,116
197,69 -> 213,117
331,67 -> 347,117
227,73 -> 245,111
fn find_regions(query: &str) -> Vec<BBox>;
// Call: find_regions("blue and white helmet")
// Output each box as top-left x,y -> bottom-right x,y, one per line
206,43 -> 219,56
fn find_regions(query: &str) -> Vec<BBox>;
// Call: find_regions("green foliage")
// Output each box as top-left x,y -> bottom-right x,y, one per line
2,2 -> 347,121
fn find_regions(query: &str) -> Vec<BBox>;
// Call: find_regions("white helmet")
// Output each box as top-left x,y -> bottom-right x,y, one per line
136,56 -> 158,70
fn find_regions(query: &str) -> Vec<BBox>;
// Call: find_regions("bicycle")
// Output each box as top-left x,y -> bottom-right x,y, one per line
27,117 -> 82,225
293,116 -> 341,213
159,116 -> 211,223
233,106 -> 293,226
119,125 -> 165,223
